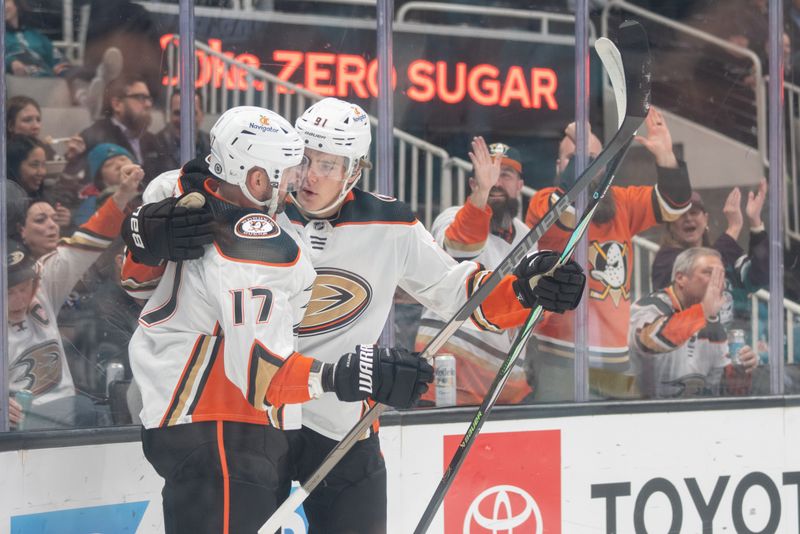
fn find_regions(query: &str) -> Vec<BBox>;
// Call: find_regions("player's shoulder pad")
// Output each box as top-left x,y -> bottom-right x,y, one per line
206,196 -> 300,265
143,169 -> 181,204
335,189 -> 416,225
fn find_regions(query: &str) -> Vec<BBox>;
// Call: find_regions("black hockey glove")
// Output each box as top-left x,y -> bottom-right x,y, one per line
122,193 -> 215,266
512,250 -> 586,313
324,345 -> 434,409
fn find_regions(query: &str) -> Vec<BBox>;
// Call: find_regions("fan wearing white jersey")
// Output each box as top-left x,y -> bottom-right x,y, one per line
125,106 -> 433,534
7,168 -> 141,430
120,99 -> 585,534
415,138 -> 537,405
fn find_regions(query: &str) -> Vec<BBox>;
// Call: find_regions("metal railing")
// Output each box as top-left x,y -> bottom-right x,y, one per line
784,81 -> 800,247
163,36 -> 461,227
751,290 -> 800,363
397,2 -> 596,44
601,0 -> 767,165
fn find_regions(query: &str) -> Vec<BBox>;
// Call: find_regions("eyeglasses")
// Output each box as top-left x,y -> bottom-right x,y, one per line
124,93 -> 153,104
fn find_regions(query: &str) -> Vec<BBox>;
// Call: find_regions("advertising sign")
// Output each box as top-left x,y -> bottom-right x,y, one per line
149,14 -> 603,138
443,430 -> 560,534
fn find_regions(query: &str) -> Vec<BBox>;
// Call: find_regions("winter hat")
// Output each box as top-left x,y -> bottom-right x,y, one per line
88,143 -> 135,186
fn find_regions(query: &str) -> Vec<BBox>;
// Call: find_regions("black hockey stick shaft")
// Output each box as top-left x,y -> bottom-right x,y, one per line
412,142 -> 633,534
259,21 -> 649,534
412,20 -> 651,533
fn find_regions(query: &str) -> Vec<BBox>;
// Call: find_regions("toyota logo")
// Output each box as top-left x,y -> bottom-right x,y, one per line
463,485 -> 543,534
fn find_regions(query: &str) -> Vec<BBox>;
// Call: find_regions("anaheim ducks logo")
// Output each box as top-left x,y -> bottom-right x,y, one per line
9,250 -> 25,265
234,213 -> 281,239
10,339 -> 62,396
298,268 -> 372,337
588,240 -> 630,305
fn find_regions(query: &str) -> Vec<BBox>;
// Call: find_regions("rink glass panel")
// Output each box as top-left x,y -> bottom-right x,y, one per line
3,0 -> 797,435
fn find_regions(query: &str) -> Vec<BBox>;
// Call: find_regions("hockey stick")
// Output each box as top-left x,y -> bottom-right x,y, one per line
411,21 -> 651,533
258,22 -> 646,534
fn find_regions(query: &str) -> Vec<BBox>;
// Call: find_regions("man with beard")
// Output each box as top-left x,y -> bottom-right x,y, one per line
414,137 -> 536,405
79,75 -> 168,181
523,107 -> 693,401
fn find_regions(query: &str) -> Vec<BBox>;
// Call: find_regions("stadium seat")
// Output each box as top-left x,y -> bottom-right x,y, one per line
41,106 -> 92,140
6,74 -> 72,107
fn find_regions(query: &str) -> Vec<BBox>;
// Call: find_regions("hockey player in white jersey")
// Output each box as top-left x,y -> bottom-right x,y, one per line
125,106 -> 433,534
121,99 -> 585,533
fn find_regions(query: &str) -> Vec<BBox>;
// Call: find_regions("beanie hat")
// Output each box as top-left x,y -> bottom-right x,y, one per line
88,143 -> 135,186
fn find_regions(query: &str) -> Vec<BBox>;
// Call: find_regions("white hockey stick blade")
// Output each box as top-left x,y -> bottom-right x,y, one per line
259,487 -> 308,534
596,37 -> 626,127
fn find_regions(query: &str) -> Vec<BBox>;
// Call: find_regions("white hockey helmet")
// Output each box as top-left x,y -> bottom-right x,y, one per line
293,98 -> 372,214
206,106 -> 306,215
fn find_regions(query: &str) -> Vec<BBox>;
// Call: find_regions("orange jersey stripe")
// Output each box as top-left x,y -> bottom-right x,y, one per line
121,250 -> 166,286
266,352 -> 314,407
478,275 -> 529,329
81,197 -> 127,239
444,199 -> 492,248
216,421 -> 231,534
659,301 -> 707,348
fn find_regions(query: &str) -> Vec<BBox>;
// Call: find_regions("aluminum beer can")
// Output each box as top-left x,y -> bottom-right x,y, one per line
434,354 -> 457,407
106,361 -> 126,395
14,389 -> 33,431
728,329 -> 746,366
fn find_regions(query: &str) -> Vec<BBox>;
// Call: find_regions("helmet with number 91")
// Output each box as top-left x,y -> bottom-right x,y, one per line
293,98 -> 372,214
206,106 -> 307,216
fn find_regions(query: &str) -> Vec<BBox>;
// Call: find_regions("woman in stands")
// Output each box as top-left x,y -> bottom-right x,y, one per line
6,162 -> 143,430
7,95 -> 86,164
7,134 -> 73,228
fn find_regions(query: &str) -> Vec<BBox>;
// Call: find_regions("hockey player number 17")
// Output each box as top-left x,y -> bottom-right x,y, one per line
230,287 -> 274,325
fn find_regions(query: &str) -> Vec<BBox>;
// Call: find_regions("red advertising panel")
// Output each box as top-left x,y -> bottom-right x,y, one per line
444,430 -> 561,534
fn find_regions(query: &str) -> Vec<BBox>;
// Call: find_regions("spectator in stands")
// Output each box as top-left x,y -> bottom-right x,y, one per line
80,75 -> 166,180
4,0 -> 70,78
7,95 -> 86,167
630,247 -> 758,398
7,133 -> 47,200
523,107 -> 692,401
73,143 -> 138,225
6,166 -> 142,430
17,200 -> 61,259
415,138 -> 534,405
7,134 -> 71,226
652,180 -> 769,332
155,89 -> 210,170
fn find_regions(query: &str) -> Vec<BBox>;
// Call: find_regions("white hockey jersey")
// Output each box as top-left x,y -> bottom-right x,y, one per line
628,286 -> 729,398
128,177 -> 316,429
9,199 -> 126,407
124,170 -> 530,439
415,201 -> 533,405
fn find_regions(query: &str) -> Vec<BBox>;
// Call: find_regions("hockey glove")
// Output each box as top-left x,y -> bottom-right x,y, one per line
325,345 -> 434,409
512,251 -> 586,313
122,193 -> 215,265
